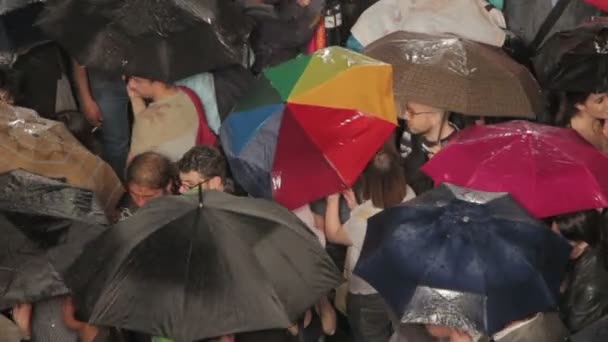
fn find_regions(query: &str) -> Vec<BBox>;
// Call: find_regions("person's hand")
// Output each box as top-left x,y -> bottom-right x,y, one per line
126,83 -> 143,99
81,98 -> 103,127
12,303 -> 32,338
327,193 -> 340,203
342,189 -> 357,210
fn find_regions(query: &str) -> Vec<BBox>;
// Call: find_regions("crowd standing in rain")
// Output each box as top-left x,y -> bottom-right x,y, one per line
2,0 -> 608,342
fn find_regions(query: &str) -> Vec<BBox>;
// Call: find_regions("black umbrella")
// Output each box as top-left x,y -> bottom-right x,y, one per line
534,22 -> 608,93
38,0 -> 253,82
0,170 -> 108,309
66,191 -> 341,341
0,169 -> 108,224
570,314 -> 608,342
0,0 -> 43,15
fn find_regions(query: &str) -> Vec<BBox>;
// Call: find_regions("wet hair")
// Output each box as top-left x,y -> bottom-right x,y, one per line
178,145 -> 227,182
126,152 -> 175,191
553,210 -> 608,268
358,146 -> 408,209
549,91 -> 591,127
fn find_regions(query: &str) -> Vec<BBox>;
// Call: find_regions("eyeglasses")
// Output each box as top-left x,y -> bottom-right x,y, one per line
181,177 -> 211,191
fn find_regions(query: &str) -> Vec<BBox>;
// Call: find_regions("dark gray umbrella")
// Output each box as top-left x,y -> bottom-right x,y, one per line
0,0 -> 43,15
0,170 -> 108,309
66,191 -> 341,341
38,0 -> 253,82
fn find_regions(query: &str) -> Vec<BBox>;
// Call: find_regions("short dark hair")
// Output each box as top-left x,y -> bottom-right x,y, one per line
178,145 -> 226,181
126,152 -> 175,190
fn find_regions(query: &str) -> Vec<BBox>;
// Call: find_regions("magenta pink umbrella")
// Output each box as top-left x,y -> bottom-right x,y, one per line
421,120 -> 608,218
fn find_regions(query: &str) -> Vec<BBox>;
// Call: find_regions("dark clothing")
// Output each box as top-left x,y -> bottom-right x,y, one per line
504,0 -> 600,46
13,43 -> 65,118
399,121 -> 460,195
347,293 -> 392,342
31,297 -> 78,342
310,197 -> 351,225
561,247 -> 608,332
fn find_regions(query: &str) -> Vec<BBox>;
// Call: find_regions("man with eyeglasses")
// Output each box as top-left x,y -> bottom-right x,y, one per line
177,145 -> 227,194
398,101 -> 459,195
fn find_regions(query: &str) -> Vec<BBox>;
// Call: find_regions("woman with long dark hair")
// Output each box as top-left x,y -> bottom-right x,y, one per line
552,209 -> 608,332
549,91 -> 608,153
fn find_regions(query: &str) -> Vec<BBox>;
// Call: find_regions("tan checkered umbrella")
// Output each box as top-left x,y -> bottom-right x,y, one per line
364,31 -> 542,118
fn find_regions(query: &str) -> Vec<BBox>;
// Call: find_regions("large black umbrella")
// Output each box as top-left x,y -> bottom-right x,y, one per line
534,22 -> 608,93
66,191 -> 341,341
354,183 -> 571,336
0,170 -> 108,309
38,0 -> 253,82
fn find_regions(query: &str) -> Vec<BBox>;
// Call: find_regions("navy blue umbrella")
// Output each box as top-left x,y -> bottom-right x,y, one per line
354,183 -> 571,335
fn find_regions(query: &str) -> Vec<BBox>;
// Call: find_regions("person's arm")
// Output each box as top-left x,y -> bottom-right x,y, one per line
12,303 -> 32,339
72,59 -> 102,126
62,297 -> 85,331
324,194 -> 352,246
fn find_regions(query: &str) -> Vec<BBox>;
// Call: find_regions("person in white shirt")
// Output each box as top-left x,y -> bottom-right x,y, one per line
325,145 -> 416,342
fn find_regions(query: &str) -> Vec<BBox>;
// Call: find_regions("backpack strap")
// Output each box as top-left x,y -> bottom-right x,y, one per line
529,0 -> 572,53
176,85 -> 218,147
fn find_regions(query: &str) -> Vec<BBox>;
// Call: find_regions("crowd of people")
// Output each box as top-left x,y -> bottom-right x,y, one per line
2,0 -> 608,342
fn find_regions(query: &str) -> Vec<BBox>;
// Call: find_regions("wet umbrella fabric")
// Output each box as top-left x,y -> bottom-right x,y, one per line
421,120 -> 608,218
534,22 -> 608,93
570,314 -> 608,342
364,31 -> 542,118
0,170 -> 108,309
38,0 -> 252,82
0,0 -> 42,15
221,47 -> 397,210
354,183 -> 571,335
65,192 -> 341,341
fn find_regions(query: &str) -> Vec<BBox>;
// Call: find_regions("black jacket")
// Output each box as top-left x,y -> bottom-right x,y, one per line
561,247 -> 608,333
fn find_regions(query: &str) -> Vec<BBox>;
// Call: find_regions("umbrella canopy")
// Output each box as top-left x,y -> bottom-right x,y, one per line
0,170 -> 107,309
220,46 -> 397,210
354,183 -> 571,336
534,22 -> 608,93
0,0 -> 42,15
585,0 -> 608,12
0,104 -> 124,217
0,2 -> 49,52
364,31 -> 542,118
65,191 -> 341,341
570,314 -> 608,342
421,120 -> 608,218
38,0 -> 252,82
